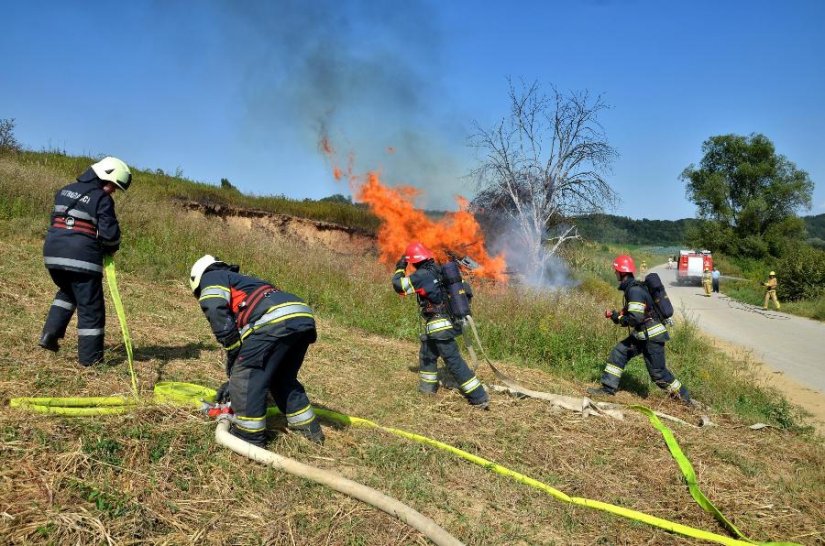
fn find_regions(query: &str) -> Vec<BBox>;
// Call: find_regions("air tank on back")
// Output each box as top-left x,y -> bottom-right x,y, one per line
442,260 -> 471,318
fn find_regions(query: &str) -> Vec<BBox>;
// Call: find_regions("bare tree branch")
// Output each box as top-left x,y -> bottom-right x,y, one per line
469,80 -> 617,283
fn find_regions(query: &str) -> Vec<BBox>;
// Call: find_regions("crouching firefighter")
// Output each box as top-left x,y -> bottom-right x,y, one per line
39,157 -> 131,366
588,255 -> 692,405
392,242 -> 489,409
189,255 -> 324,446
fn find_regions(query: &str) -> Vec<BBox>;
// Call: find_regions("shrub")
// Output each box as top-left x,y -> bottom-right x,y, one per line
0,118 -> 22,153
776,242 -> 825,301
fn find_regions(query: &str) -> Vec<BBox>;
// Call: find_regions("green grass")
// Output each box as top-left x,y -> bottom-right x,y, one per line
0,151 -> 808,428
2,149 -> 824,544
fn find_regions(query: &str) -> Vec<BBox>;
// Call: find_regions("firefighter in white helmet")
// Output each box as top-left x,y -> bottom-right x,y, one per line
190,255 -> 324,446
763,271 -> 781,310
39,157 -> 131,366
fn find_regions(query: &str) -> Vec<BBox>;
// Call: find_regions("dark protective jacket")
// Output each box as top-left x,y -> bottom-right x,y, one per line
393,260 -> 463,339
43,173 -> 121,275
615,276 -> 669,341
197,267 -> 315,355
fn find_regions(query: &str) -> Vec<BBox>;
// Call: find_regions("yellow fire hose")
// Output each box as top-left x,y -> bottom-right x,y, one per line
8,382 -> 797,545
104,255 -> 138,398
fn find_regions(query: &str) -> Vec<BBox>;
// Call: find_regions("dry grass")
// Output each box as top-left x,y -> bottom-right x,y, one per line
1,233 -> 824,545
1,153 -> 824,545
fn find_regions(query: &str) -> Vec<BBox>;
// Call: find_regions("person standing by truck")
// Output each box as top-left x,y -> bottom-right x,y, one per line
711,267 -> 721,293
763,271 -> 781,310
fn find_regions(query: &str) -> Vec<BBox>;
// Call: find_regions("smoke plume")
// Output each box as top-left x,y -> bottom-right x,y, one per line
218,1 -> 470,209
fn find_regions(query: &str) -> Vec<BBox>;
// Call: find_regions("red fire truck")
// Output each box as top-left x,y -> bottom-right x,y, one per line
677,250 -> 713,285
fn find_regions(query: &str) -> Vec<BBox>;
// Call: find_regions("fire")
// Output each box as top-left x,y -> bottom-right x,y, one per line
321,138 -> 507,282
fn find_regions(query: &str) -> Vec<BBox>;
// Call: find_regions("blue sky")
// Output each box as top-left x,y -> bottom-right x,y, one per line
2,1 -> 823,220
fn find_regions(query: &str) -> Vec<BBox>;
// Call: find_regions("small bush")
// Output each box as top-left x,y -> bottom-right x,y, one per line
776,242 -> 825,301
0,118 -> 22,153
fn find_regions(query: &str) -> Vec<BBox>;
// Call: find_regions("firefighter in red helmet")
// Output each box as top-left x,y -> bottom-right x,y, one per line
392,242 -> 489,408
588,255 -> 692,404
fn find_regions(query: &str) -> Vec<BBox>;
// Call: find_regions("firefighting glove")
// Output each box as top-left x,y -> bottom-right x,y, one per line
395,256 -> 408,271
216,381 -> 230,404
610,310 -> 621,324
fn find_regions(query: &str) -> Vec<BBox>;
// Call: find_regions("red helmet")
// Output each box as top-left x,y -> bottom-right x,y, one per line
612,255 -> 636,274
405,241 -> 434,264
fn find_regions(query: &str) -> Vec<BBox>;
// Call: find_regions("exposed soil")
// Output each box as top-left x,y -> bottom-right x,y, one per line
178,199 -> 376,256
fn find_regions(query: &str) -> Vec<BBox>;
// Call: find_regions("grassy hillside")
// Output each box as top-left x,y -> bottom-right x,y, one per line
1,151 -> 823,544
573,213 -> 698,245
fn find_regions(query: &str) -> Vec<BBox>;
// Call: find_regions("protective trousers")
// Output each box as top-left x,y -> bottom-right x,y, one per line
764,290 -> 780,310
228,330 -> 319,446
601,336 -> 689,399
419,337 -> 487,404
41,269 -> 105,365
703,279 -> 712,296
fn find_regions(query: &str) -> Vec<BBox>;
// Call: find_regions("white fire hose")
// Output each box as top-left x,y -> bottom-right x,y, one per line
214,418 -> 463,546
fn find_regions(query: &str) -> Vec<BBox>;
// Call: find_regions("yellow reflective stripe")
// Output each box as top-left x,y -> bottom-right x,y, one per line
223,340 -> 241,351
627,301 -> 645,313
239,302 -> 314,339
634,323 -> 667,340
286,404 -> 316,426
199,285 -> 230,301
232,414 -> 266,432
605,364 -> 623,377
419,371 -> 438,383
667,379 -> 682,393
425,318 -> 453,334
400,277 -> 415,295
460,376 -> 482,393
199,295 -> 228,302
394,268 -> 406,275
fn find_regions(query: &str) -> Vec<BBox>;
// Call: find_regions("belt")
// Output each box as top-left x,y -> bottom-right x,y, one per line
52,217 -> 97,236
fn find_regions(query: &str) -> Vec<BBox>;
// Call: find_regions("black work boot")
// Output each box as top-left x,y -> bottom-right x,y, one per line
586,386 -> 616,399
38,332 -> 60,352
468,390 -> 490,410
292,420 -> 325,445
418,381 -> 438,395
670,386 -> 694,407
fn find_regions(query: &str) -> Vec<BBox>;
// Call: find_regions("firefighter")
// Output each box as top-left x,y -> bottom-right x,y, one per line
588,255 -> 692,404
640,260 -> 648,274
702,267 -> 712,297
39,157 -> 131,366
763,271 -> 781,310
190,255 -> 324,446
392,242 -> 489,409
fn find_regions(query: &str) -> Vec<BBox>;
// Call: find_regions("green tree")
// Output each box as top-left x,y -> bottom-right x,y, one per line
680,133 -> 813,257
220,177 -> 238,191
0,118 -> 21,153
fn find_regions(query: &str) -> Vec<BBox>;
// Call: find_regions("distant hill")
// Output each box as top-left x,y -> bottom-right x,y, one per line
573,212 -> 825,247
572,213 -> 699,245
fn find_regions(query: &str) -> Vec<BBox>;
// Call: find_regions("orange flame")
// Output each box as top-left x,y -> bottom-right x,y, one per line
321,137 -> 507,281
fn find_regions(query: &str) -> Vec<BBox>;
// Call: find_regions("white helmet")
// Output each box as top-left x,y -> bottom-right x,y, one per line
91,156 -> 132,191
189,254 -> 224,293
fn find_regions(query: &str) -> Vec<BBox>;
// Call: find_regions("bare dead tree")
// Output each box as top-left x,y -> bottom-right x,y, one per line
470,80 -> 617,284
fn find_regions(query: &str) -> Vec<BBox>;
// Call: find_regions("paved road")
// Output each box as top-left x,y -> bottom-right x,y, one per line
651,264 -> 825,396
